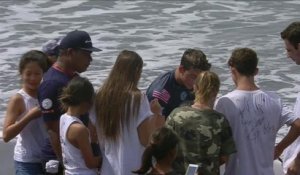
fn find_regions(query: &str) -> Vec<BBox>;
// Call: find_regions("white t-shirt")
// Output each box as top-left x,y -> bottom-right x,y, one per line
283,92 -> 300,175
89,94 -> 153,175
214,89 -> 296,175
14,89 -> 48,163
60,114 -> 97,175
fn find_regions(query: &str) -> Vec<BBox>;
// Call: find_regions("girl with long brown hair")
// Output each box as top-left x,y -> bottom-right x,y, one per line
92,50 -> 164,175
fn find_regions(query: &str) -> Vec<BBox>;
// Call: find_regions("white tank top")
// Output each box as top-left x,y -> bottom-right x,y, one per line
60,113 -> 97,175
14,89 -> 48,163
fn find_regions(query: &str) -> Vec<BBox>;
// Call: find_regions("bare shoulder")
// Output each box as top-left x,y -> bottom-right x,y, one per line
6,93 -> 25,113
69,122 -> 89,138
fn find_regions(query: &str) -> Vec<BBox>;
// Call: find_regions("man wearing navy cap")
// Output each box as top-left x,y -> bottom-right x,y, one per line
38,30 -> 101,174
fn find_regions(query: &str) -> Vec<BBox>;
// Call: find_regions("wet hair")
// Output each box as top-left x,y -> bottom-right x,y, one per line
194,71 -> 220,103
18,50 -> 48,74
95,50 -> 143,141
60,77 -> 95,111
281,22 -> 300,49
132,127 -> 180,174
180,48 -> 211,71
227,48 -> 258,76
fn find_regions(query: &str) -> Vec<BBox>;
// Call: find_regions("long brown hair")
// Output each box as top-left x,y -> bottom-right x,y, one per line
95,50 -> 143,141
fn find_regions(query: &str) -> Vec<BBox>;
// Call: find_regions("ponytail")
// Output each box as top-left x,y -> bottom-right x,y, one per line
132,145 -> 154,174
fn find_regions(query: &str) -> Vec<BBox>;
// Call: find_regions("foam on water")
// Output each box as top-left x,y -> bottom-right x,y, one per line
0,1 -> 300,141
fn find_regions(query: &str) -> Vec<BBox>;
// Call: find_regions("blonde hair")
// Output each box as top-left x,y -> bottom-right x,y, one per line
95,50 -> 143,141
194,71 -> 220,103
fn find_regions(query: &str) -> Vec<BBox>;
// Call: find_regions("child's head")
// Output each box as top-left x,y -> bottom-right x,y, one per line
194,71 -> 220,104
60,77 -> 95,113
19,50 -> 48,74
18,50 -> 48,90
133,127 -> 180,174
178,49 -> 211,90
227,48 -> 258,76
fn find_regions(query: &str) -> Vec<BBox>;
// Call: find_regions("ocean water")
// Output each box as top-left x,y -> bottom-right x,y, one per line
0,0 -> 300,141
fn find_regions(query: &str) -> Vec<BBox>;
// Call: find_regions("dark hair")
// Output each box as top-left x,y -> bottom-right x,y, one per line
180,49 -> 211,71
132,127 -> 180,174
19,50 -> 48,74
227,48 -> 258,76
60,77 -> 94,110
281,22 -> 300,49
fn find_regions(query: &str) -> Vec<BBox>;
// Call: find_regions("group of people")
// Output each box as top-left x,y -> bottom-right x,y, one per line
2,21 -> 300,175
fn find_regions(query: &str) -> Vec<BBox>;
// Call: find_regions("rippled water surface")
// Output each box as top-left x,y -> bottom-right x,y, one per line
1,0 -> 300,139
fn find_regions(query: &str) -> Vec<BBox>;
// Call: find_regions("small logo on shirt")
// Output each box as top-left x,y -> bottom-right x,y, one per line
153,89 -> 170,103
42,98 -> 53,110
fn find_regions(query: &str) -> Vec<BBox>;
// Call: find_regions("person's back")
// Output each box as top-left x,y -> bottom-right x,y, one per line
98,94 -> 153,175
93,50 -> 165,175
214,48 -> 298,175
59,77 -> 100,175
216,89 -> 290,175
166,71 -> 236,175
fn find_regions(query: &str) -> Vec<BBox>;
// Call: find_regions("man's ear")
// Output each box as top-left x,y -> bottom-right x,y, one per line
178,65 -> 186,74
230,66 -> 236,74
66,48 -> 73,56
254,68 -> 259,76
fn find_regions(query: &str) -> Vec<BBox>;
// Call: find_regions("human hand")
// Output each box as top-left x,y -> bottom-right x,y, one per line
26,106 -> 42,120
150,98 -> 162,115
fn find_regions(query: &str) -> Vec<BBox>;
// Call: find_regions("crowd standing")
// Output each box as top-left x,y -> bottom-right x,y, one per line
2,21 -> 300,175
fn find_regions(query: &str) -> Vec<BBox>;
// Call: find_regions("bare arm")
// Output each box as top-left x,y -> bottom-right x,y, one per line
45,120 -> 62,161
138,99 -> 165,147
69,123 -> 101,169
3,95 -> 41,142
219,155 -> 229,166
274,118 -> 300,159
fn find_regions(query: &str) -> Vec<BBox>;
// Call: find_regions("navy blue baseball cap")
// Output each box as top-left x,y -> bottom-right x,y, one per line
59,30 -> 101,52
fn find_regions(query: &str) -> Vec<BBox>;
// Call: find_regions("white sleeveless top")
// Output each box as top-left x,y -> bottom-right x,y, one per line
14,89 -> 48,163
60,113 -> 97,175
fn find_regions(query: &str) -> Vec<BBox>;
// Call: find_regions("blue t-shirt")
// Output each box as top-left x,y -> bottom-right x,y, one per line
38,65 -> 76,159
146,70 -> 194,117
38,65 -> 75,122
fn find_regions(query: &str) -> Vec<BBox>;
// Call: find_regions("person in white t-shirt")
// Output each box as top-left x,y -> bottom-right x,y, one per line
281,21 -> 300,175
91,50 -> 165,175
59,76 -> 101,175
2,50 -> 49,174
214,48 -> 300,175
